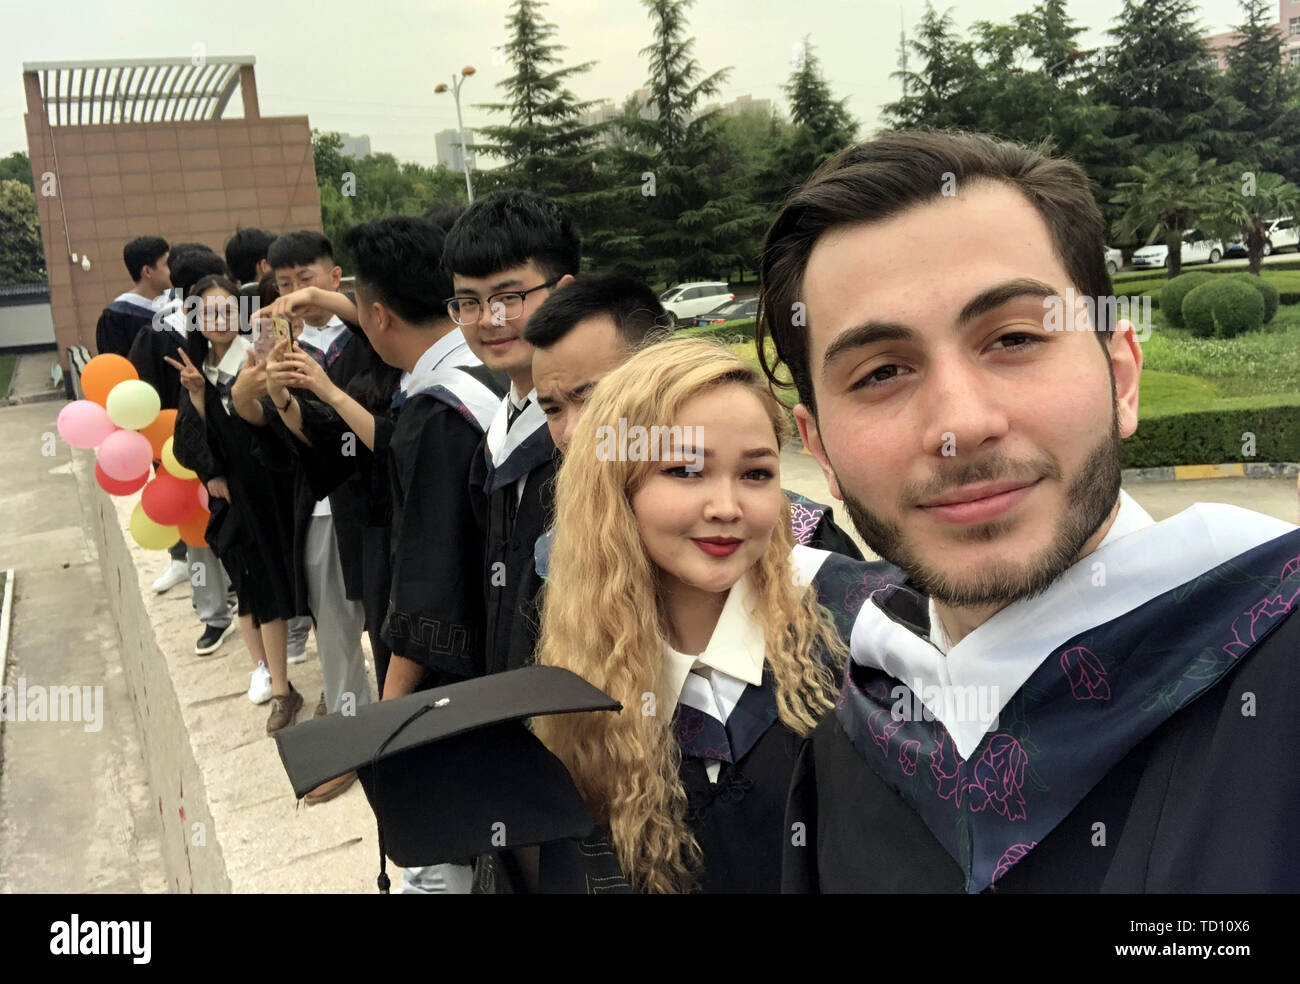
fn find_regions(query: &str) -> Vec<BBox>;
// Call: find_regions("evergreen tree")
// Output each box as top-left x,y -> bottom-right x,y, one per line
0,179 -> 46,286
473,0 -> 604,199
1223,0 -> 1300,181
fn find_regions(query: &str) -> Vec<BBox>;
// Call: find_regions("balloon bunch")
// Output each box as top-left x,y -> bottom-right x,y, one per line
56,354 -> 210,551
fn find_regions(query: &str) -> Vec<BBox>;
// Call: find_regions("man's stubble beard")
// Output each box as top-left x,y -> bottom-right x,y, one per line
833,412 -> 1123,608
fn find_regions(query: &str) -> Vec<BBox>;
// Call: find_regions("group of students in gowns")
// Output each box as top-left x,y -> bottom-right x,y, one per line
145,128 -> 1299,894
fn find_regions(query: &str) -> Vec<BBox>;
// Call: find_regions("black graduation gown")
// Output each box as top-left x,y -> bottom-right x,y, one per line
468,419 -> 558,677
380,364 -> 508,686
782,538 -> 1300,894
257,324 -> 370,614
126,317 -> 187,412
96,297 -> 155,358
172,371 -> 301,626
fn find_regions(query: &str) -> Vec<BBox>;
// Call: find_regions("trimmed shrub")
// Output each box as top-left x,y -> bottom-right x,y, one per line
678,317 -> 756,344
1222,272 -> 1279,323
1160,272 -> 1213,329
1121,394 -> 1300,468
1181,279 -> 1265,338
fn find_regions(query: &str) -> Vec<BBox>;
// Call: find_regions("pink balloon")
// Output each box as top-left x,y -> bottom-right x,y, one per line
57,400 -> 116,449
197,483 -> 209,511
97,429 -> 154,481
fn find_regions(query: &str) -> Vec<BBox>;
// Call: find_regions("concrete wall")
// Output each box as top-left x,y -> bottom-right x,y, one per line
0,301 -> 56,349
74,446 -> 379,893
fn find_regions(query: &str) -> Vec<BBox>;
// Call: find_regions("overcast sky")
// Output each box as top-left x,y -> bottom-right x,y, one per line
0,0 -> 1260,165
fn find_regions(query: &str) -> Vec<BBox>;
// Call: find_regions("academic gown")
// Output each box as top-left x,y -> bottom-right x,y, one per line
478,544 -> 859,895
96,293 -> 157,358
468,401 -> 559,677
126,312 -> 187,411
781,506 -> 1300,893
172,360 -> 302,626
257,323 -> 370,615
380,362 -> 507,686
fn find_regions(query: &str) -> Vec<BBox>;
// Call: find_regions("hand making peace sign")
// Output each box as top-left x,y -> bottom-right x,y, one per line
163,346 -> 205,396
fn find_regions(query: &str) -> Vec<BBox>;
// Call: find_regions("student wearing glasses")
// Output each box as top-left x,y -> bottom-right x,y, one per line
442,191 -> 578,677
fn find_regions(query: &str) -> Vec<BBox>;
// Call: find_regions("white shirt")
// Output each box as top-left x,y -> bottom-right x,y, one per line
658,545 -> 829,782
297,317 -> 347,517
202,335 -> 252,415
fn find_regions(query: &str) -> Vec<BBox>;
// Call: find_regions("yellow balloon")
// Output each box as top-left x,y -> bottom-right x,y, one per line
106,379 -> 161,430
130,501 -> 180,551
161,436 -> 197,480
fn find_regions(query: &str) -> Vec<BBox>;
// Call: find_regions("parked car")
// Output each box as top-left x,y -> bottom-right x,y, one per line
1225,216 -> 1298,257
1104,246 -> 1122,275
1130,231 -> 1224,268
692,296 -> 758,327
660,282 -> 734,324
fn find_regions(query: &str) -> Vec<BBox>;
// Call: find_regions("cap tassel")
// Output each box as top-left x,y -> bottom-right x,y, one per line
370,701 -> 442,895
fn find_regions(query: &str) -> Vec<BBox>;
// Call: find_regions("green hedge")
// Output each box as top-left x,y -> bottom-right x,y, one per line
1159,272 -> 1214,328
1221,273 -> 1279,322
1182,279 -> 1264,338
1122,394 -> 1300,468
678,317 -> 757,343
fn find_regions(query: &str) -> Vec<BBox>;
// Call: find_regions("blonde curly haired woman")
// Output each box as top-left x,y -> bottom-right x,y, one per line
524,337 -> 854,893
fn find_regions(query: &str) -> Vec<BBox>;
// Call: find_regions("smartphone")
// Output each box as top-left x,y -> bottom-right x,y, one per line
251,317 -> 276,361
273,316 -> 292,349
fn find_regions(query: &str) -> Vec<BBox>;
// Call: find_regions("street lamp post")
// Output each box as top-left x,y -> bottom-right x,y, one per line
435,66 -> 477,203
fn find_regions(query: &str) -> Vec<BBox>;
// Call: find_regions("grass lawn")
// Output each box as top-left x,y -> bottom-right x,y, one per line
0,354 -> 17,400
1142,309 -> 1300,398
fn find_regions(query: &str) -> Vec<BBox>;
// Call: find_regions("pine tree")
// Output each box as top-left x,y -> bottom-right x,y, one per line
473,0 -> 604,198
1223,0 -> 1300,181
765,36 -> 857,203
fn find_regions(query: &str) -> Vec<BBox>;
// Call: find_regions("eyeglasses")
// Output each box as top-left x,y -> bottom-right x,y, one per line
445,279 -> 559,326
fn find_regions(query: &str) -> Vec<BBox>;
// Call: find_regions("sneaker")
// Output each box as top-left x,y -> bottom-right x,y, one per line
304,771 -> 357,806
266,684 -> 303,736
247,662 -> 273,704
152,559 -> 189,593
287,647 -> 309,665
195,622 -> 236,656
314,691 -> 327,718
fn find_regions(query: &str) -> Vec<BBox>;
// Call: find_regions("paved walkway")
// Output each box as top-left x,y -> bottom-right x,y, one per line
0,400 -> 166,892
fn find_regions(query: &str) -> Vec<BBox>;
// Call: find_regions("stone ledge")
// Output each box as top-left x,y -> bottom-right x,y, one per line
74,446 -> 380,893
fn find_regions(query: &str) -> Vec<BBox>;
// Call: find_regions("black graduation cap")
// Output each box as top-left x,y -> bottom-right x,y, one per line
273,665 -> 620,892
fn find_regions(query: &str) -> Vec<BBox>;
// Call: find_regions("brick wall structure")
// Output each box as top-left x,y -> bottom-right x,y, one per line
22,59 -> 322,365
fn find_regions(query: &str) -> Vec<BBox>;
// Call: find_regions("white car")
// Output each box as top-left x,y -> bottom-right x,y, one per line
660,282 -> 734,324
1227,216 -> 1299,257
1130,231 -> 1223,268
1104,246 -> 1122,275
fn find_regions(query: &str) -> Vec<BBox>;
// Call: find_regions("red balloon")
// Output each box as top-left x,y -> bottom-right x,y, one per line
95,461 -> 149,496
178,507 -> 210,548
141,474 -> 202,526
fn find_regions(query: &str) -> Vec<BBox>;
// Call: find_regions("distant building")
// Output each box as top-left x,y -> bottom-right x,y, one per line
1204,1 -> 1300,71
435,128 -> 475,171
719,94 -> 772,118
338,133 -> 371,158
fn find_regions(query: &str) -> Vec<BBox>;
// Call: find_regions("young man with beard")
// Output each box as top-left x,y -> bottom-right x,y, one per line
443,191 -> 577,677
759,130 -> 1300,893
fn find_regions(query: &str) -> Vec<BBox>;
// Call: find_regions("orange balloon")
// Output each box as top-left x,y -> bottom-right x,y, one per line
82,354 -> 139,407
178,507 -> 209,548
138,408 -> 177,458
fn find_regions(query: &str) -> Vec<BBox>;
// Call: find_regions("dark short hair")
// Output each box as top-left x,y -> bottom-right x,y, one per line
267,230 -> 334,271
170,247 -> 229,297
524,274 -> 669,351
757,129 -> 1113,415
224,227 -> 276,284
423,204 -> 465,234
257,272 -> 279,311
443,190 -> 581,284
342,216 -> 452,325
123,236 -> 169,281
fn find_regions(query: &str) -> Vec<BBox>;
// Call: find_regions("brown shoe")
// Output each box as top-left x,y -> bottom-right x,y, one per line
314,691 -> 327,718
266,684 -> 303,736
304,770 -> 357,806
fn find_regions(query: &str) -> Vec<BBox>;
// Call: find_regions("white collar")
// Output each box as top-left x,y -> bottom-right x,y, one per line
203,335 -> 252,382
508,381 -> 529,411
297,315 -> 346,352
926,490 -> 1154,654
485,386 -> 546,468
853,492 -> 1297,759
657,545 -> 832,717
401,327 -> 479,395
